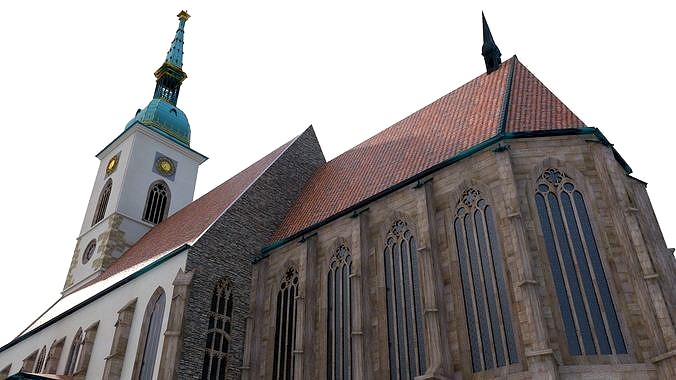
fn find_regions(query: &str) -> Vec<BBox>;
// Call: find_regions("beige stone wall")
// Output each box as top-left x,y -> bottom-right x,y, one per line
249,134 -> 675,379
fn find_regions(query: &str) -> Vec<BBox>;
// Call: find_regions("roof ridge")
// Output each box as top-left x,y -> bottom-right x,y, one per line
331,64 -> 511,164
498,55 -> 518,134
189,128 -> 308,244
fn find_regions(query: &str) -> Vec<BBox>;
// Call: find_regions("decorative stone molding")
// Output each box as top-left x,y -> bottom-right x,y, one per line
158,269 -> 194,379
21,349 -> 38,371
0,364 -> 10,380
44,337 -> 66,373
103,298 -> 138,380
73,320 -> 99,380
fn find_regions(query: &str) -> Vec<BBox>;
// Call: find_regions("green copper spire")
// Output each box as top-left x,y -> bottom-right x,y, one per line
153,10 -> 190,106
165,10 -> 190,68
126,11 -> 192,147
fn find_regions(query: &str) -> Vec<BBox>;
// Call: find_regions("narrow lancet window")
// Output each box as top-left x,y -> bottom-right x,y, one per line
534,168 -> 626,356
134,288 -> 167,379
34,346 -> 46,373
65,328 -> 84,375
202,280 -> 234,380
142,181 -> 170,224
327,244 -> 352,380
273,267 -> 299,380
384,219 -> 426,379
92,179 -> 112,226
453,188 -> 518,372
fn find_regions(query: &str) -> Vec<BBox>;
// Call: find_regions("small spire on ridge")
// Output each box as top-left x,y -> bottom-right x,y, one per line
482,12 -> 502,74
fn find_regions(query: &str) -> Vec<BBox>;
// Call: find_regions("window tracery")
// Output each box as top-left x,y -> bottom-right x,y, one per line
534,168 -> 626,356
202,280 -> 234,380
142,181 -> 170,224
453,187 -> 518,372
92,179 -> 112,226
273,267 -> 299,380
327,244 -> 352,380
383,219 -> 426,379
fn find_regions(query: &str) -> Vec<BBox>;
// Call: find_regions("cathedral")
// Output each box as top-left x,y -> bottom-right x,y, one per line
0,10 -> 675,380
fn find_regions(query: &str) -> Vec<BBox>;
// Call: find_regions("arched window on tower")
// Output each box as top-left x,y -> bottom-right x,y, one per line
133,287 -> 167,380
65,328 -> 84,375
452,188 -> 518,372
384,219 -> 426,379
92,179 -> 112,226
272,267 -> 299,380
327,243 -> 352,380
534,168 -> 626,356
142,181 -> 170,224
202,280 -> 234,380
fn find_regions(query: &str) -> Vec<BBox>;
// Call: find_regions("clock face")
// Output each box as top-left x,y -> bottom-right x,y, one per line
156,157 -> 175,176
106,155 -> 119,175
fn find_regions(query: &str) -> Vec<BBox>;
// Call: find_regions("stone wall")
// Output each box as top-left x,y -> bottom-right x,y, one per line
250,133 -> 675,379
175,127 -> 325,379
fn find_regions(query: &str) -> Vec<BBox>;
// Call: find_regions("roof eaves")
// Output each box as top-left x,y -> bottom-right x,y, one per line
258,133 -> 505,260
0,244 -> 190,354
260,127 -> 629,259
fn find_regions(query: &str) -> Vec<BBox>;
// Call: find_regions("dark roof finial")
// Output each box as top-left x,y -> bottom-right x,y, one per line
482,12 -> 502,74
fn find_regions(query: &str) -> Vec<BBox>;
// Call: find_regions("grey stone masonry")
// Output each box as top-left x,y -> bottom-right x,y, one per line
175,126 -> 325,379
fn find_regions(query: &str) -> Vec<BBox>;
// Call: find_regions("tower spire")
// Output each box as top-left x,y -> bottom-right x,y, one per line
481,12 -> 502,74
153,10 -> 190,105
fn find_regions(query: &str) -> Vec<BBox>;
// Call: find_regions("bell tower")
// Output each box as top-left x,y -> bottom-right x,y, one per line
63,11 -> 207,293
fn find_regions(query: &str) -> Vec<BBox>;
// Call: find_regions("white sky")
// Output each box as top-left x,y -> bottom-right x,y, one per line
0,1 -> 673,345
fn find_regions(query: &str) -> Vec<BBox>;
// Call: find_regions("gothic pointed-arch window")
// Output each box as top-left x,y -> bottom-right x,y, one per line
92,179 -> 112,226
534,168 -> 626,356
384,219 -> 426,379
327,244 -> 352,380
33,345 -> 46,373
133,287 -> 167,380
202,280 -> 234,380
65,328 -> 84,375
272,267 -> 299,380
453,188 -> 518,372
142,181 -> 170,224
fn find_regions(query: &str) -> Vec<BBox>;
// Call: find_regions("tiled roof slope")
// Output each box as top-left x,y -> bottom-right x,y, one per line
94,137 -> 297,283
272,56 -> 585,241
505,59 -> 585,132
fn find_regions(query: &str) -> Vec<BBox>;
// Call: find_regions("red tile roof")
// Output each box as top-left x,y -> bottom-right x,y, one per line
505,59 -> 585,132
93,137 -> 296,283
271,56 -> 585,241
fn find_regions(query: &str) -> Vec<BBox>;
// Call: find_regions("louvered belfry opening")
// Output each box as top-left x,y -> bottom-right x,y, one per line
143,181 -> 170,224
272,267 -> 299,380
202,280 -> 234,380
92,179 -> 112,226
327,244 -> 352,380
453,188 -> 518,372
384,220 -> 426,379
534,168 -> 626,356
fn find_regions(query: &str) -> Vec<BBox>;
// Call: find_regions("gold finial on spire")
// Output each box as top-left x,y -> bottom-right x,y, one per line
178,10 -> 190,21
